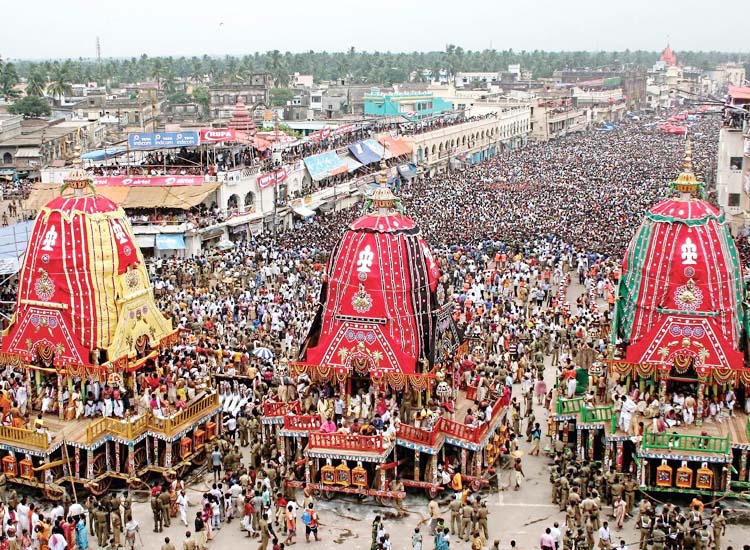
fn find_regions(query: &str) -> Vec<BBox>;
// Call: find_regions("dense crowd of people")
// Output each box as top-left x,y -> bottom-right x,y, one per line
0,109 -> 742,550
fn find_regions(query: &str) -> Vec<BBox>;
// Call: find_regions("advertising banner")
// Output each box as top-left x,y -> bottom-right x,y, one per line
93,176 -> 204,186
127,132 -> 200,148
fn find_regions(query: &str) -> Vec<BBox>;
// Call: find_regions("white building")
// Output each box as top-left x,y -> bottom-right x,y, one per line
715,86 -> 750,232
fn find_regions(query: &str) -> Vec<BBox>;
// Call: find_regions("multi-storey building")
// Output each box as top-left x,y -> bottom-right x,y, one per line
208,75 -> 271,121
715,86 -> 750,232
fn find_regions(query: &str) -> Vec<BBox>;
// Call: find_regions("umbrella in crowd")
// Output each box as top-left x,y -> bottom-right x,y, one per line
252,346 -> 274,362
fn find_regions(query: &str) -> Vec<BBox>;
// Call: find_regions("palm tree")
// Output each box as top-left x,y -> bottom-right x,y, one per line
150,58 -> 166,89
0,61 -> 21,102
47,66 -> 72,105
161,70 -> 177,95
189,57 -> 204,84
267,50 -> 288,87
26,67 -> 48,97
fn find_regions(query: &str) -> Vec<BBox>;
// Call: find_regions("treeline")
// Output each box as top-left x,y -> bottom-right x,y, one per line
7,47 -> 749,89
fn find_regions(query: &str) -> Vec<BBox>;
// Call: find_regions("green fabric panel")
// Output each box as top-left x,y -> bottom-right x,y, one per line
614,220 -> 654,342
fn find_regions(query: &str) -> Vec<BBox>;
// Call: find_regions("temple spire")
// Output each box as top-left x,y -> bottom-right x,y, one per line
371,159 -> 396,213
672,138 -> 702,199
61,145 -> 95,196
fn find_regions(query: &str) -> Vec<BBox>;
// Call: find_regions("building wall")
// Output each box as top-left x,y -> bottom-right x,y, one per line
364,94 -> 454,119
411,108 -> 530,170
716,126 -> 747,230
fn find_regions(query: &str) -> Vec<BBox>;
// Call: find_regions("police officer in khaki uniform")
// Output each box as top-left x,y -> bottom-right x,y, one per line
151,493 -> 163,533
623,474 -> 637,517
238,415 -> 249,447
559,475 -> 570,512
111,511 -> 123,549
0,472 -> 7,505
95,505 -> 110,546
449,497 -> 462,535
638,511 -> 653,550
460,502 -> 474,541
159,489 -> 171,528
711,507 -> 726,550
477,502 -> 489,541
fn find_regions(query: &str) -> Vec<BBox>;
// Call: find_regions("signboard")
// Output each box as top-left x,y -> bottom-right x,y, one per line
127,131 -> 200,149
93,176 -> 204,187
257,168 -> 288,189
309,127 -> 331,141
332,124 -> 355,136
199,128 -> 237,143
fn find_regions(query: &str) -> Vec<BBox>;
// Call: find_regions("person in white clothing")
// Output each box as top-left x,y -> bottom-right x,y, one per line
177,490 -> 189,526
49,532 -> 68,550
618,395 -> 637,434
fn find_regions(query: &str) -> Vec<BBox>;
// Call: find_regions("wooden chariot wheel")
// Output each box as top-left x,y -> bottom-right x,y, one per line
87,452 -> 112,495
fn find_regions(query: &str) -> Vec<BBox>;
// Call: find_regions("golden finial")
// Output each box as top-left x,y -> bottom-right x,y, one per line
371,160 -> 396,210
673,137 -> 702,198
683,138 -> 693,173
61,145 -> 95,195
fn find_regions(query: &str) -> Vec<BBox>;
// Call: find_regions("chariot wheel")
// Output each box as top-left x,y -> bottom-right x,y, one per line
376,495 -> 394,507
42,463 -> 67,501
471,479 -> 483,492
43,483 -> 65,501
87,452 -> 112,495
127,477 -> 150,491
132,447 -> 148,475
191,447 -> 208,467
173,461 -> 190,479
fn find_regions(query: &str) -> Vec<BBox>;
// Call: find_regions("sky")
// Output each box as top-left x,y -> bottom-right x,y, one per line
2,0 -> 747,60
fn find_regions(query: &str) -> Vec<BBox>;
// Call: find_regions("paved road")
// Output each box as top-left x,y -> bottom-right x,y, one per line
64,280 -> 750,550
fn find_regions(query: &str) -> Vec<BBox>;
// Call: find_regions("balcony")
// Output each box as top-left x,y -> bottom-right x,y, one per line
555,396 -> 584,415
396,396 -> 507,447
641,432 -> 730,455
308,432 -> 386,453
85,391 -> 219,444
0,425 -> 50,451
283,415 -> 321,432
263,400 -> 302,418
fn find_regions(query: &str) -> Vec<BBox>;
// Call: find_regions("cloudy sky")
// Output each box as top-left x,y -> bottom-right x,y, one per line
3,0 -> 747,60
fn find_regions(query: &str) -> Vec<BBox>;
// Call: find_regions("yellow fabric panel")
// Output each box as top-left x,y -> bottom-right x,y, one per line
25,183 -> 219,212
85,215 -> 120,349
121,183 -> 220,209
105,278 -> 174,362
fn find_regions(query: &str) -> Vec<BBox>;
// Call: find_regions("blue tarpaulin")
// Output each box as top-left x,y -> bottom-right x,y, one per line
81,147 -> 128,161
363,139 -> 391,159
348,141 -> 381,165
155,234 -> 186,250
303,151 -> 347,181
397,163 -> 417,179
0,220 -> 34,274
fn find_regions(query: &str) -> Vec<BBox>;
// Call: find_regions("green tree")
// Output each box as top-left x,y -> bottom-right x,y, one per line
267,50 -> 289,87
150,58 -> 166,89
191,85 -> 210,119
26,67 -> 48,97
269,88 -> 294,107
8,95 -> 51,118
0,60 -> 21,102
47,65 -> 72,104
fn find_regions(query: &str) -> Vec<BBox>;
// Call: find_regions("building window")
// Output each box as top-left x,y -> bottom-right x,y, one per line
728,193 -> 741,207
730,157 -> 743,171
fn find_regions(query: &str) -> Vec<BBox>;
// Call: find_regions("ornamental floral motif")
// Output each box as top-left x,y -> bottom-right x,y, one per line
124,269 -> 141,291
34,269 -> 55,302
351,284 -> 373,313
673,278 -> 703,311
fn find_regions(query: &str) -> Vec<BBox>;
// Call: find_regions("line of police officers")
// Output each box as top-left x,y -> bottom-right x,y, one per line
550,452 -> 727,550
